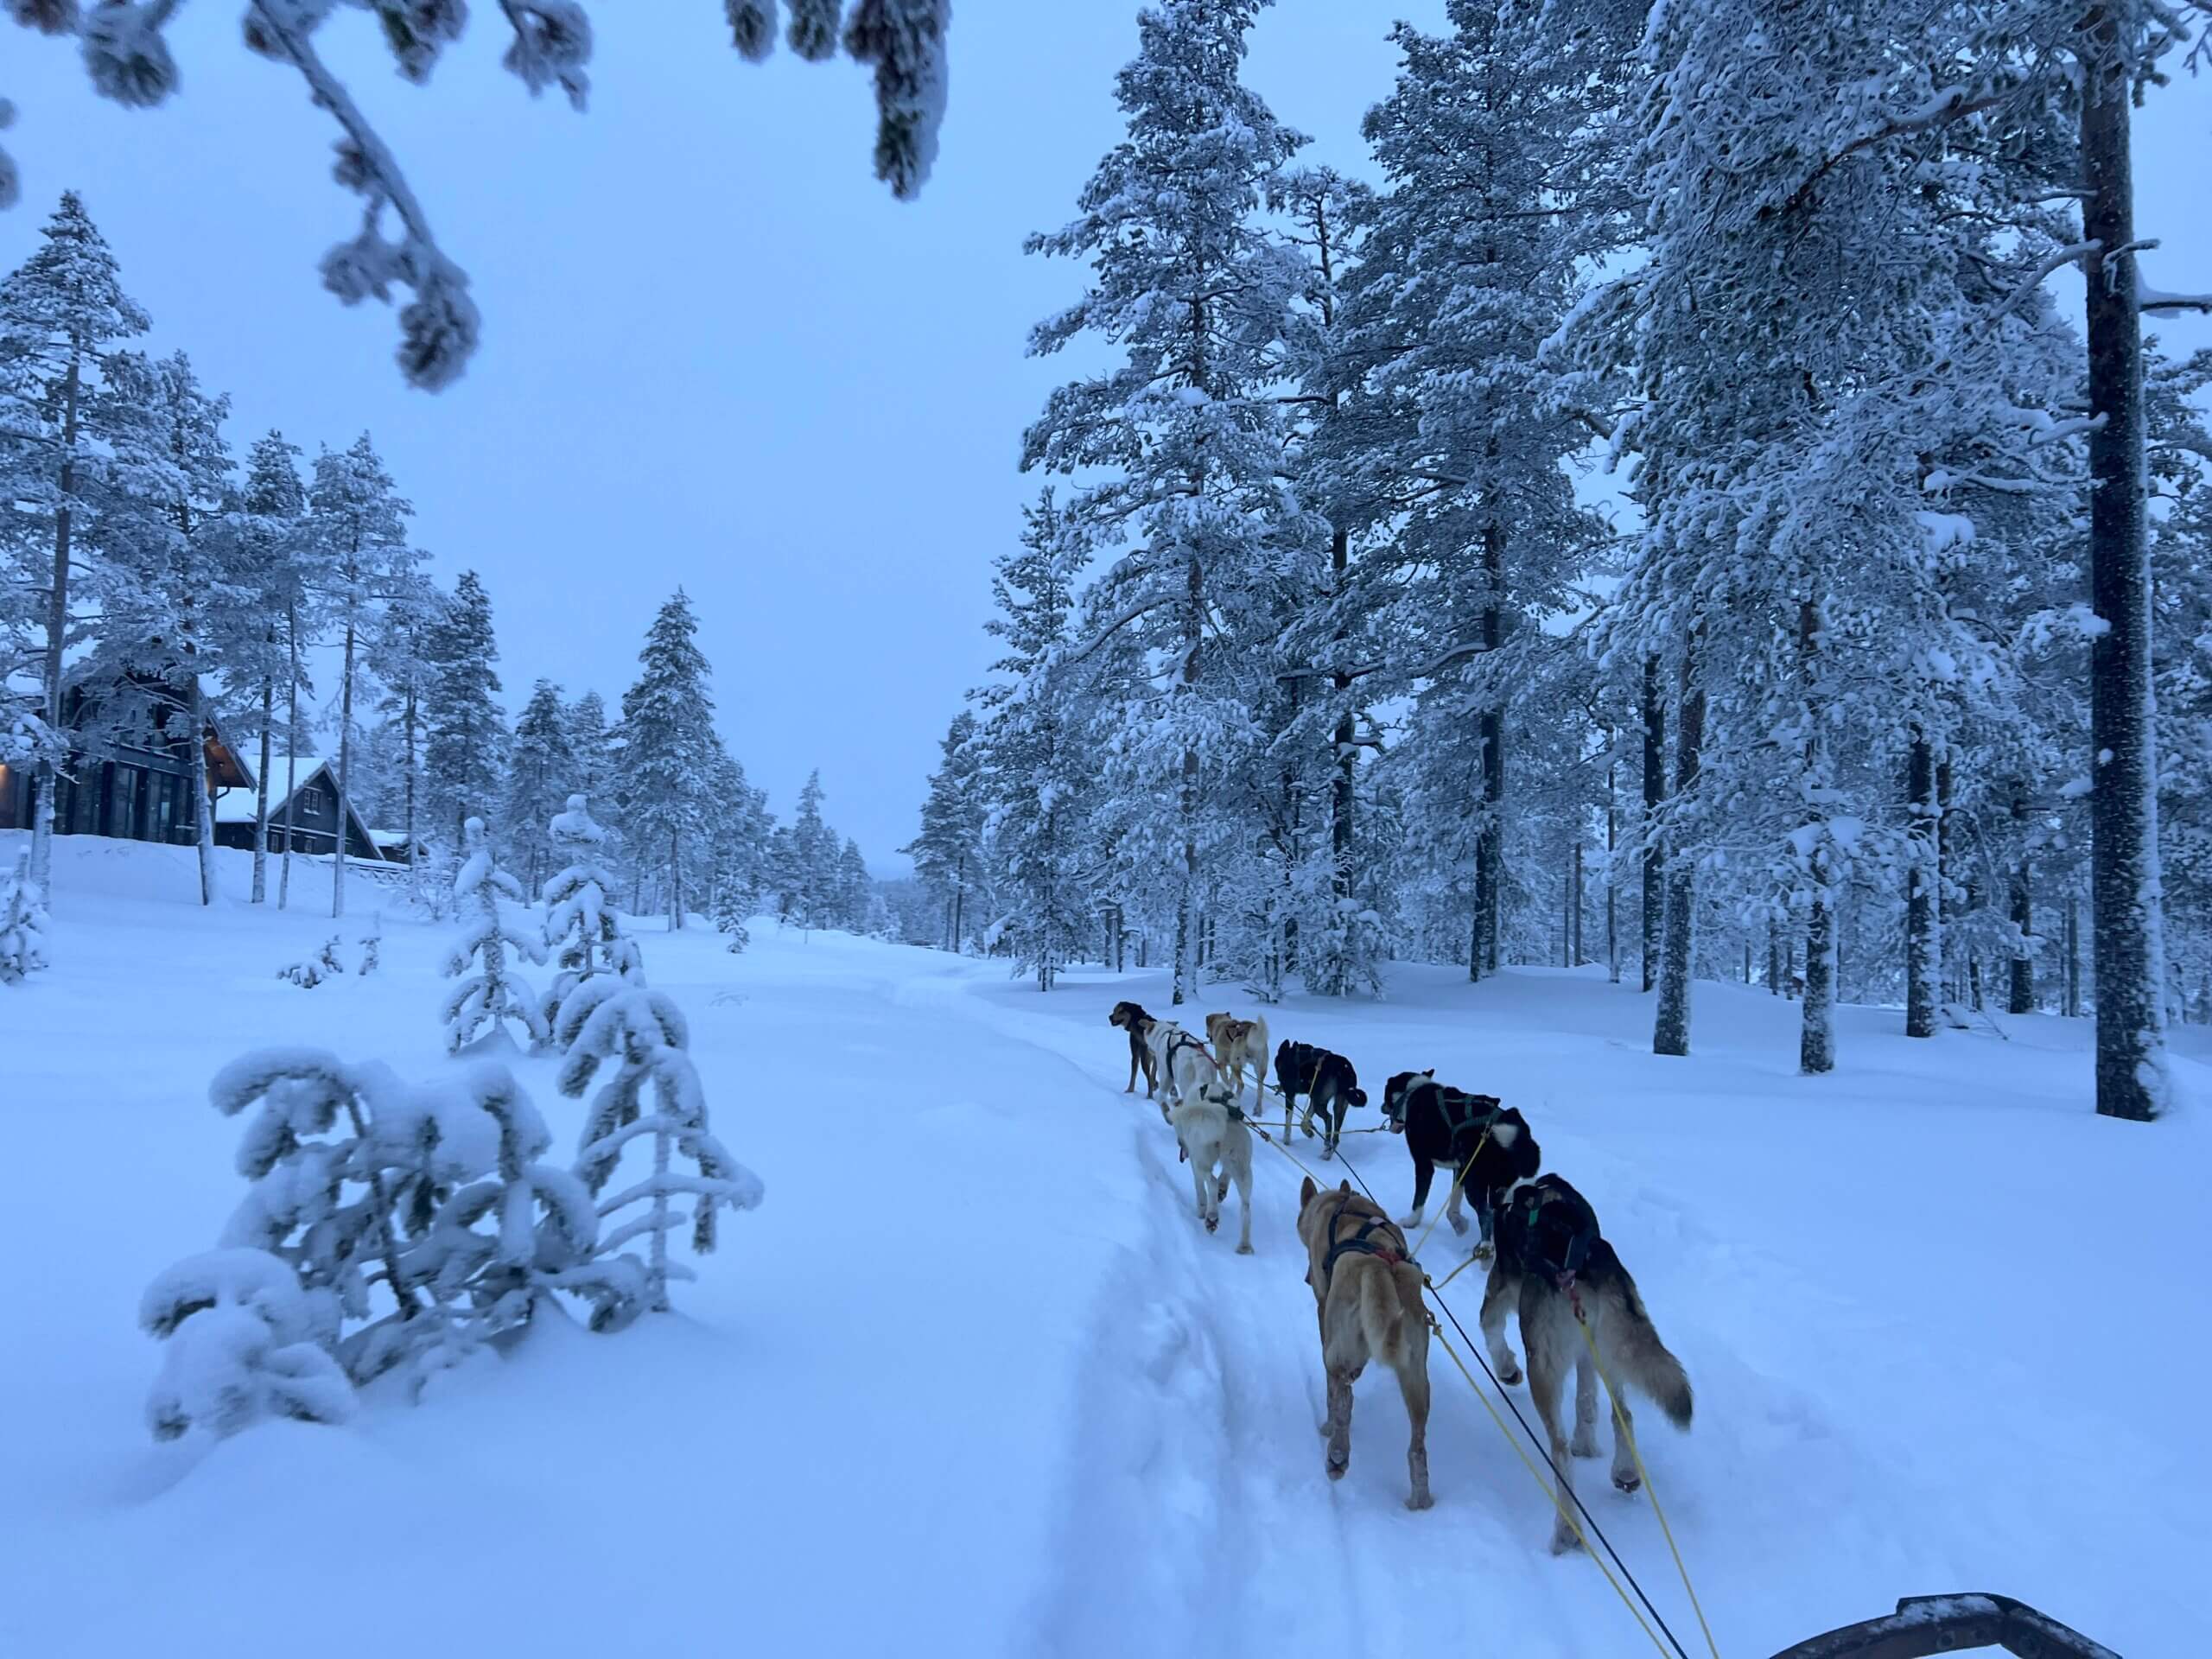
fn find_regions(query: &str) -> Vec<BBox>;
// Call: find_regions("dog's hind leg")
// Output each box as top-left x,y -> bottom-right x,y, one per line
1572,1351 -> 1602,1459
1324,1368 -> 1354,1481
1445,1170 -> 1472,1238
1230,1154 -> 1253,1255
1479,1262 -> 1522,1386
1524,1328 -> 1581,1555
1397,1337 -> 1433,1510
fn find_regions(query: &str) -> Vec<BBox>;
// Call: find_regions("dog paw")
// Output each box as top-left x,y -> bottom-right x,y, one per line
1205,1215 -> 1218,1234
1549,1527 -> 1582,1557
1472,1242 -> 1495,1262
1496,1361 -> 1523,1388
1320,1144 -> 1337,1161
1612,1471 -> 1642,1496
1397,1214 -> 1422,1231
1236,1242 -> 1254,1255
1406,1491 -> 1434,1512
1447,1211 -> 1471,1237
1326,1455 -> 1348,1481
1572,1433 -> 1601,1459
1216,1176 -> 1230,1200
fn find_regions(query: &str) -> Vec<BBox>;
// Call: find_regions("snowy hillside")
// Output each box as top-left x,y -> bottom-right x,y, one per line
1,836 -> 2203,1656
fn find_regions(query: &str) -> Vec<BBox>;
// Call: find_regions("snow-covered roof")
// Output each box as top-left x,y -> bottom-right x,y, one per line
212,758 -> 335,823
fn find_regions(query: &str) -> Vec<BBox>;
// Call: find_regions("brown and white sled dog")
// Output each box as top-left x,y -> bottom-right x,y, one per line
1295,1178 -> 1432,1510
1172,1081 -> 1255,1253
1205,1011 -> 1272,1107
1479,1174 -> 1692,1553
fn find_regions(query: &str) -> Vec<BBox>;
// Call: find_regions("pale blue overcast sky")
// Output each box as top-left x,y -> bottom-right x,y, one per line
4,3 -> 2207,869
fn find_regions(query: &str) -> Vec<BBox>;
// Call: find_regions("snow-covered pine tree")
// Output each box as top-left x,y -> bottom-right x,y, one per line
835,836 -> 872,931
556,980 -> 765,1314
171,1048 -> 645,1417
442,817 -> 550,1053
621,591 -> 721,930
973,487 -> 1092,990
785,768 -> 836,928
541,792 -> 643,1028
8,3 -> 954,391
504,679 -> 576,898
87,347 -> 242,908
0,191 -> 150,891
423,569 -> 506,849
905,710 -> 988,951
366,569 -> 443,899
1022,0 -> 1317,1005
0,849 -> 48,984
706,745 -> 770,954
309,434 -> 422,919
231,430 -> 317,909
1332,0 -> 1606,990
563,690 -> 614,800
1975,0 -> 2208,1116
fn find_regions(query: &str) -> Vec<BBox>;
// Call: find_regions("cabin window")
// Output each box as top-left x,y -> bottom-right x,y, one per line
298,784 -> 327,819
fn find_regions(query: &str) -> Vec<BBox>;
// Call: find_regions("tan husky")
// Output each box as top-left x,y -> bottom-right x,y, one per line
1205,1011 -> 1272,1109
1295,1178 -> 1433,1510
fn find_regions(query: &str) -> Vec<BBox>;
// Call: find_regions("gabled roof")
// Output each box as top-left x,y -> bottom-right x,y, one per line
213,757 -> 335,823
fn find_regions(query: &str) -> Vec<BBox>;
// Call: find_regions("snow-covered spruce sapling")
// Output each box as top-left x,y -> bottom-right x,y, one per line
358,914 -> 382,976
539,793 -> 642,1029
278,936 -> 346,988
556,980 -> 764,1313
194,1047 -> 645,1410
442,816 -> 549,1052
0,851 -> 49,984
140,1248 -> 356,1440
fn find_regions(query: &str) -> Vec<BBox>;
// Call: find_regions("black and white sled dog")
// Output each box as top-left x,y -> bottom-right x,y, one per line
1273,1040 -> 1367,1160
1478,1173 -> 1693,1554
1380,1070 -> 1540,1248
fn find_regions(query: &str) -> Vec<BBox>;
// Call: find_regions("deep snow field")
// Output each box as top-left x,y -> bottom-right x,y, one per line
3,831 -> 2207,1658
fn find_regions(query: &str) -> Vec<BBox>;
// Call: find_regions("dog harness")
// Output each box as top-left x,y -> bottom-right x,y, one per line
1319,1196 -> 1410,1288
1510,1179 -> 1600,1290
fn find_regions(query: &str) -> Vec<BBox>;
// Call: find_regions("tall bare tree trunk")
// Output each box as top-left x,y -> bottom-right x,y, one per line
31,346 -> 84,893
279,601 -> 301,910
333,619 -> 356,920
2080,4 -> 2167,1117
1905,733 -> 1939,1037
1475,523 -> 1505,980
2066,893 -> 2082,1016
1605,760 -> 1620,982
1654,639 -> 1703,1058
2009,779 -> 2035,1014
1174,549 -> 1200,1006
251,674 -> 273,904
1641,655 -> 1664,993
1800,601 -> 1835,1075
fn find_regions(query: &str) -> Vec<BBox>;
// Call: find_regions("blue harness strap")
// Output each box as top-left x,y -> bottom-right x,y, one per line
1319,1196 -> 1411,1287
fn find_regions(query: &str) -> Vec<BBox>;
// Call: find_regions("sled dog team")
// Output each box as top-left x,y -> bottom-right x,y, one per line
1107,1000 -> 1694,1551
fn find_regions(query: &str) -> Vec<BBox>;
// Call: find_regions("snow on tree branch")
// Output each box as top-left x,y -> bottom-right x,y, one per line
5,0 -> 955,386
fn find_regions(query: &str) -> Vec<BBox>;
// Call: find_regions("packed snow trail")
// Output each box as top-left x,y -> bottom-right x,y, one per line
3,839 -> 2207,1657
967,960 -> 2210,1659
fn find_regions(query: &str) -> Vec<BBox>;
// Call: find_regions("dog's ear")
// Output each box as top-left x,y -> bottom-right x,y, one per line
1423,1068 -> 1435,1078
1300,1175 -> 1316,1204
1338,1180 -> 1351,1196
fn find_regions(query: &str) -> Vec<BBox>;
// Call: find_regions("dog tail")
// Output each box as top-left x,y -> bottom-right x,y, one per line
1357,1262 -> 1406,1368
1612,1264 -> 1693,1429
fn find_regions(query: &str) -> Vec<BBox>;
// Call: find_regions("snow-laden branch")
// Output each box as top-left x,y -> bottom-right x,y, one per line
2143,287 -> 2212,315
1781,86 -> 2004,218
8,1 -> 953,389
